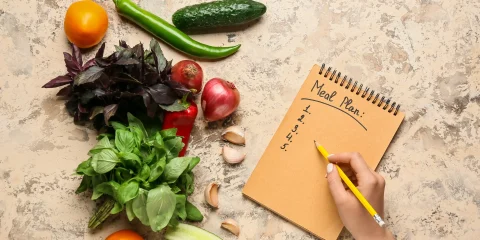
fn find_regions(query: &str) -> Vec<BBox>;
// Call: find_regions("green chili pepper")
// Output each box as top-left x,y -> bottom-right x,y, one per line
113,0 -> 241,59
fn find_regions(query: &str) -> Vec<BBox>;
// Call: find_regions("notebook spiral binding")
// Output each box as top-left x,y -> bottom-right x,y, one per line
319,63 -> 400,116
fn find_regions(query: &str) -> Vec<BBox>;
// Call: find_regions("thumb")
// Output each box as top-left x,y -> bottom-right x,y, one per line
326,163 -> 348,205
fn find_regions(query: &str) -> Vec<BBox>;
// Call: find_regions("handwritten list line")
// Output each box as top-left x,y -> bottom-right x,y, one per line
300,98 -> 368,131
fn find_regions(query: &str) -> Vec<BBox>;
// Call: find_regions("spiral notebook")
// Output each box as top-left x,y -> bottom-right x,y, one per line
242,64 -> 404,240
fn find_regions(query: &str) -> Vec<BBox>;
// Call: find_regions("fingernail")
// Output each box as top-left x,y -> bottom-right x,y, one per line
327,163 -> 334,173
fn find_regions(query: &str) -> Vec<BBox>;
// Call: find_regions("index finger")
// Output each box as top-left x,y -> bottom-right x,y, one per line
327,152 -> 372,175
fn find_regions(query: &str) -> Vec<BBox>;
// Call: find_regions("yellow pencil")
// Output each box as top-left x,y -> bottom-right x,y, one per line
314,140 -> 386,227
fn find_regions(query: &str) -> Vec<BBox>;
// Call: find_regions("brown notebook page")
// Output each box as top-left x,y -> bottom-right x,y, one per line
242,64 -> 404,240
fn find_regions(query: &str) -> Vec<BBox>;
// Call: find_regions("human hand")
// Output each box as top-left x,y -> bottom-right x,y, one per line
326,152 -> 394,240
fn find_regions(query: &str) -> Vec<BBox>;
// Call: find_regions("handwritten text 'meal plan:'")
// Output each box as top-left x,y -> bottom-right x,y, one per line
310,80 -> 364,117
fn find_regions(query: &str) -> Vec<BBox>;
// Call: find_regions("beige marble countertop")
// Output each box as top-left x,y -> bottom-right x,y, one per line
1,0 -> 479,239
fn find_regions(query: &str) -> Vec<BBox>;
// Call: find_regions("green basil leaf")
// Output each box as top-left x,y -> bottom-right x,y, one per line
186,157 -> 200,172
132,189 -> 150,226
168,214 -> 180,228
115,129 -> 135,153
141,181 -> 152,190
128,113 -> 148,143
148,156 -> 166,182
76,158 -> 96,176
156,148 -> 167,162
164,157 -> 192,183
137,164 -> 151,181
164,137 -> 184,160
111,121 -> 127,131
89,136 -> 113,156
144,149 -> 156,164
119,152 -> 142,169
75,175 -> 91,194
117,180 -> 139,205
185,172 -> 194,195
175,194 -> 187,220
115,167 -> 133,183
153,132 -> 164,149
96,133 -> 113,140
126,200 -> 135,221
170,185 -> 181,193
91,149 -> 120,174
92,174 -> 108,188
147,185 -> 176,232
110,201 -> 124,214
185,200 -> 203,222
159,101 -> 189,112
160,128 -> 177,139
92,181 -> 120,200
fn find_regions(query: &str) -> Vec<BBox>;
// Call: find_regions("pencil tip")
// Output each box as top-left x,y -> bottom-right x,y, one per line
313,140 -> 319,147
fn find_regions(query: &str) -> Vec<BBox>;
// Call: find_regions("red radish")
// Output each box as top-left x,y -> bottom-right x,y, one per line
201,78 -> 240,122
171,60 -> 203,93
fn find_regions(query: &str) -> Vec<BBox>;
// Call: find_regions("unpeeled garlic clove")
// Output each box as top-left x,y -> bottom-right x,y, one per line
222,146 -> 246,164
221,218 -> 240,236
204,182 -> 220,208
222,126 -> 245,145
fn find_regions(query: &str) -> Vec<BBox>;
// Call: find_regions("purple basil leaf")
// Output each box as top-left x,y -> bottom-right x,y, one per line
141,91 -> 151,108
74,66 -> 104,85
146,83 -> 177,105
74,111 -> 86,125
103,104 -> 119,125
113,73 -> 142,84
151,51 -> 159,74
119,40 -> 129,48
42,75 -> 72,88
93,89 -> 106,97
164,77 -> 191,97
64,52 -> 81,75
144,51 -> 155,66
120,92 -> 137,98
71,43 -> 83,67
114,57 -> 140,65
139,44 -> 145,83
147,101 -> 158,118
162,60 -> 173,75
96,52 -> 116,67
66,99 -> 78,116
56,85 -> 72,97
78,103 -> 88,113
132,43 -> 143,58
90,106 -> 104,120
144,62 -> 157,74
144,72 -> 159,85
149,39 -> 166,72
117,48 -> 134,60
95,42 -> 106,59
80,91 -> 96,105
83,58 -> 96,69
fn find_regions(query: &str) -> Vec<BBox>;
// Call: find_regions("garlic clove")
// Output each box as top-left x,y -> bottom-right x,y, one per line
221,218 -> 240,236
204,182 -> 220,208
222,146 -> 246,164
222,126 -> 245,145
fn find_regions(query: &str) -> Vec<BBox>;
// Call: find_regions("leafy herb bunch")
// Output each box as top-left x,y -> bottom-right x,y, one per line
43,39 -> 191,130
76,113 -> 203,231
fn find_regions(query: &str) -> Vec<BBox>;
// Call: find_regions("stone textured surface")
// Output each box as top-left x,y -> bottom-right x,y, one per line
1,0 -> 479,239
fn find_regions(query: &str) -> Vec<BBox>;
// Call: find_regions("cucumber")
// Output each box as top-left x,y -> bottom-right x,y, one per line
172,0 -> 267,31
164,223 -> 222,240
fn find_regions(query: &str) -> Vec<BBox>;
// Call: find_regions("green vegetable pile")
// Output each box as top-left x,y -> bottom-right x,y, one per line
75,113 -> 203,231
